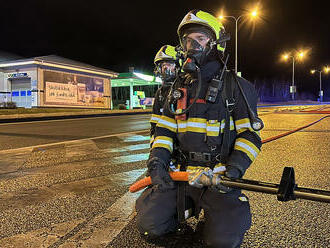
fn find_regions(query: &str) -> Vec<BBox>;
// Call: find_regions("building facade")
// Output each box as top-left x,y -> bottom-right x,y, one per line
0,55 -> 117,109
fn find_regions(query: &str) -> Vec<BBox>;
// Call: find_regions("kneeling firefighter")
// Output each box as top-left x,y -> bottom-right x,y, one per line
136,10 -> 262,248
150,45 -> 179,144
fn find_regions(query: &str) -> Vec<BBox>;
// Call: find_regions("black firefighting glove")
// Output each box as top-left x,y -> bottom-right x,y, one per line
225,165 -> 242,179
214,165 -> 242,193
147,157 -> 175,191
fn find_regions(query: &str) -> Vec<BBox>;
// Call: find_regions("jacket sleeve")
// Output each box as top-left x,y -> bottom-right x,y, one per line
150,103 -> 177,165
150,89 -> 162,145
226,77 -> 262,175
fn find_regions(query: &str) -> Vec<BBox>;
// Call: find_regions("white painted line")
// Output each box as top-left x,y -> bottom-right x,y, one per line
0,113 -> 151,126
107,143 -> 150,153
56,168 -> 147,247
0,129 -> 149,154
113,153 -> 150,164
73,191 -> 142,246
0,168 -> 147,247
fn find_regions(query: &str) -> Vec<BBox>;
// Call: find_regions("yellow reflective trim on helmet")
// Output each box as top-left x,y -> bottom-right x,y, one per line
195,10 -> 222,40
154,45 -> 176,64
177,10 -> 225,52
165,46 -> 177,59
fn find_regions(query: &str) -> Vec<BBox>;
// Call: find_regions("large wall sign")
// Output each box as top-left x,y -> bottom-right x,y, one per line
44,70 -> 106,108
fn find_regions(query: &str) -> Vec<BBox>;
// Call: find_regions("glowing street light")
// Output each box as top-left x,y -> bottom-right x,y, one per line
218,8 -> 260,74
281,50 -> 308,101
310,66 -> 329,102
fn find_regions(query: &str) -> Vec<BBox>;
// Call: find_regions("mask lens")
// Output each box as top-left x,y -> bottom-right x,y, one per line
159,62 -> 176,81
182,36 -> 204,52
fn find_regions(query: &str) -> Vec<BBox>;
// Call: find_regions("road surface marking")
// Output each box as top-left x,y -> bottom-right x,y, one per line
0,114 -> 151,126
106,143 -> 150,153
0,130 -> 149,154
113,153 -> 150,164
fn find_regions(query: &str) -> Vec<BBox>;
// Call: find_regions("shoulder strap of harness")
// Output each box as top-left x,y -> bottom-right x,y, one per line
219,70 -> 236,163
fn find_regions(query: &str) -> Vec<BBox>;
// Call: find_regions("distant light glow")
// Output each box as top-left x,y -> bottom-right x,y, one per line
133,72 -> 161,83
133,72 -> 154,82
310,70 -> 316,74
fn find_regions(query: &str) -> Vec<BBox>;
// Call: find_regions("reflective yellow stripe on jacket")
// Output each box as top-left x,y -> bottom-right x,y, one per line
177,118 -> 207,133
234,137 -> 260,161
150,114 -> 162,124
150,135 -> 155,145
220,117 -> 235,133
152,136 -> 173,153
235,118 -> 258,134
177,117 -> 235,134
157,116 -> 177,132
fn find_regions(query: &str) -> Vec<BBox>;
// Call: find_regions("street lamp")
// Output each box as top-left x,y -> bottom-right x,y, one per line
282,50 -> 307,101
219,9 -> 259,74
310,66 -> 329,102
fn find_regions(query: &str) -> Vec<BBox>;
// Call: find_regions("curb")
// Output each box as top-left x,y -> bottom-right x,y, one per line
0,109 -> 152,123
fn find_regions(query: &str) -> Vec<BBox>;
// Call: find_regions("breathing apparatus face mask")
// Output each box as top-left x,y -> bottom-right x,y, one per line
181,35 -> 212,73
155,61 -> 176,84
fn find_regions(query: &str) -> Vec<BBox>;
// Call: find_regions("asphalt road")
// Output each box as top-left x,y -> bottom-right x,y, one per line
0,105 -> 329,247
0,114 -> 151,150
0,104 -> 313,151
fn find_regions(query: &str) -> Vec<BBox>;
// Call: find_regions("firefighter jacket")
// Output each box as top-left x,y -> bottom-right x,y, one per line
150,84 -> 171,145
150,60 -> 262,176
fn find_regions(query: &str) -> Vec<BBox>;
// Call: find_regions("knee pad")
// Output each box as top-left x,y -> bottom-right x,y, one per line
136,215 -> 176,238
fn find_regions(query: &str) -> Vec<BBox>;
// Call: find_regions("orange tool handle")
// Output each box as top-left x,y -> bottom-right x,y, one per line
129,171 -> 189,193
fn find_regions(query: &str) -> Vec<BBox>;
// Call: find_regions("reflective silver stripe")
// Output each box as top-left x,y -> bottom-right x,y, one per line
178,122 -> 187,129
187,121 -> 207,129
150,116 -> 161,122
235,141 -> 258,158
220,120 -> 234,129
206,126 -> 219,132
157,118 -> 177,129
153,138 -> 173,151
236,122 -> 252,130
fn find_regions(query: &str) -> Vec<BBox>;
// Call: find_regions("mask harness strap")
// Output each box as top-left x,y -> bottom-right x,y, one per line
165,66 -> 202,117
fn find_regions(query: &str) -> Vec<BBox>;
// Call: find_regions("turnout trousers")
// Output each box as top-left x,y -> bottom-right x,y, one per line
136,183 -> 252,248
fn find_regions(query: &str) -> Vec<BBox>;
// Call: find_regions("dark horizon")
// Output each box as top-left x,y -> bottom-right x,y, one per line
1,0 -> 329,99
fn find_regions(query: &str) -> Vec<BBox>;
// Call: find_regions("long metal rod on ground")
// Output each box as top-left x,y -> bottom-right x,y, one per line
129,167 -> 330,203
220,177 -> 330,203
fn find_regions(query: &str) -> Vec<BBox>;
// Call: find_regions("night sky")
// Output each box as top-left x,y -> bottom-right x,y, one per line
1,0 -> 329,96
